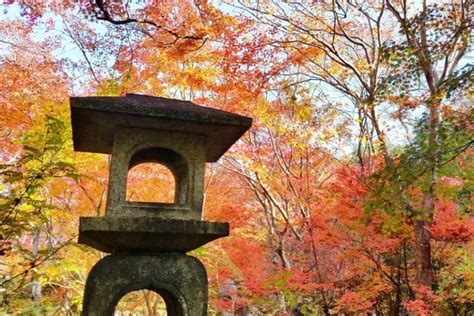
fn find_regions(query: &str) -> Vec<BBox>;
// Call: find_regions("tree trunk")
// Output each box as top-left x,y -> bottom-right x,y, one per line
389,264 -> 402,316
414,220 -> 433,287
414,96 -> 440,288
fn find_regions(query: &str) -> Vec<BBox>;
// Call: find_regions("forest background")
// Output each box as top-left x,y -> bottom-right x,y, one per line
0,0 -> 473,315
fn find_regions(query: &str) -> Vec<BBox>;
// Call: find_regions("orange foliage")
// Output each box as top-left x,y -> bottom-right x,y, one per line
428,201 -> 473,243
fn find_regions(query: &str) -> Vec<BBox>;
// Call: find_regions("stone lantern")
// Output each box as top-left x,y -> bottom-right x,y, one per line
70,94 -> 252,315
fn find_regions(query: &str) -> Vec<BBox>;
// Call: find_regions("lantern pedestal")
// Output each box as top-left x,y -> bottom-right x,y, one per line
82,254 -> 207,316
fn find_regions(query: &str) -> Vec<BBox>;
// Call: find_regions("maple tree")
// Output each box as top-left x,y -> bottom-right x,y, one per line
229,0 -> 473,313
0,0 -> 473,315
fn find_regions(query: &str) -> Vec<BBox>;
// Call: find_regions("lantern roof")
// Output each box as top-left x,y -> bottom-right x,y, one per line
70,93 -> 252,162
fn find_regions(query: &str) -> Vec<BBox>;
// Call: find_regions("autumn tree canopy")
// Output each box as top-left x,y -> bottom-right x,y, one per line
0,0 -> 472,315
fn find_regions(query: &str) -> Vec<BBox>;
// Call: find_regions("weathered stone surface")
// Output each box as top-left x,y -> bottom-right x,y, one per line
82,254 -> 207,316
70,93 -> 252,162
78,217 -> 229,253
